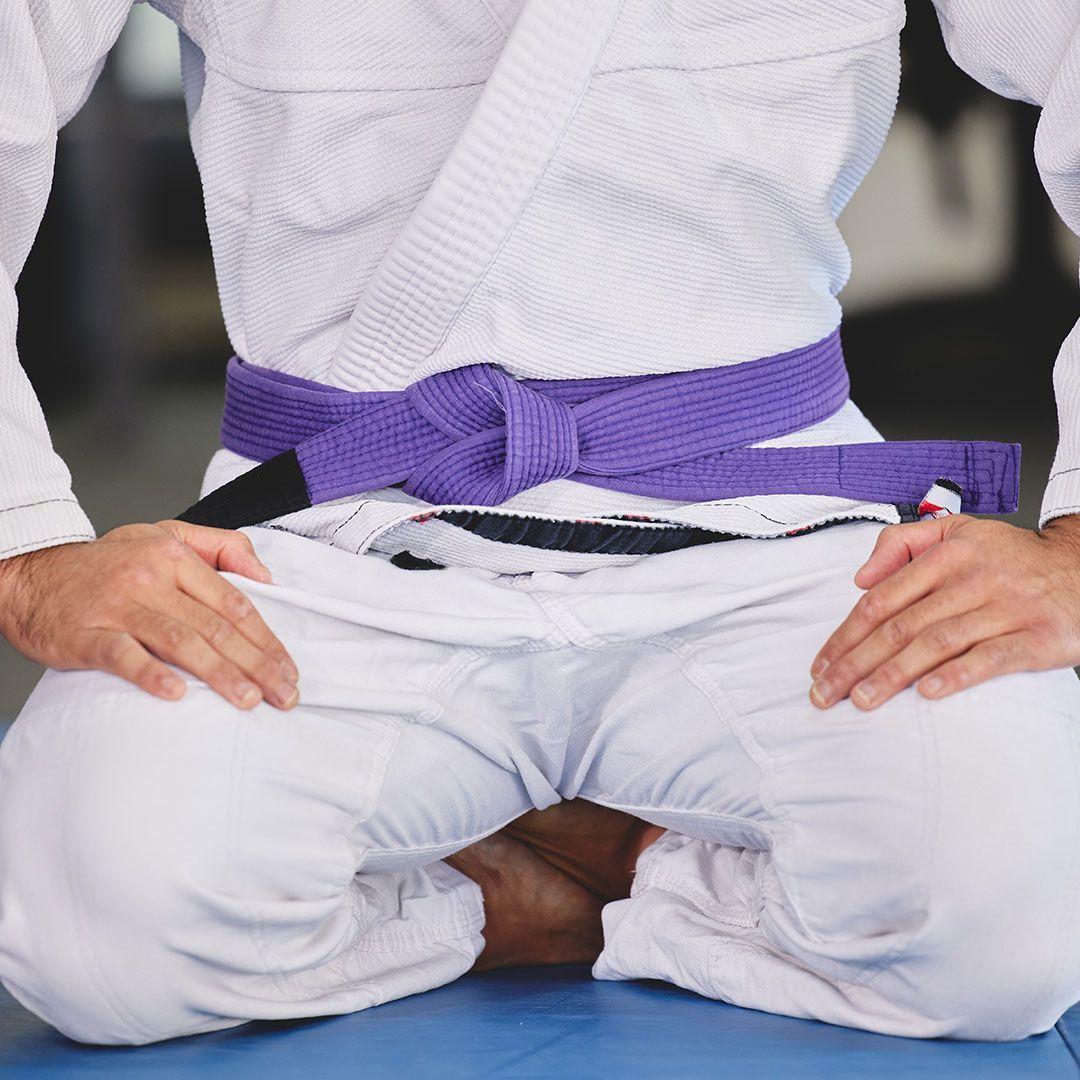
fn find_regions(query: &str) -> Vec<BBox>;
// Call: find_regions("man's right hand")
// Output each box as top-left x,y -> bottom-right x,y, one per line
0,521 -> 299,710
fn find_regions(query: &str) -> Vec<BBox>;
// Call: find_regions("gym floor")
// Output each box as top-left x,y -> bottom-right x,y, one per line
3,963 -> 1080,1078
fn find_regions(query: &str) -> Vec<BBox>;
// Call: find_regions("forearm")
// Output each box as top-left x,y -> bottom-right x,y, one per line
0,1 -> 131,559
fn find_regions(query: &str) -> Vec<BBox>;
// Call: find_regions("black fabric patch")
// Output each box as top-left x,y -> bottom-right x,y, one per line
389,550 -> 447,571
176,449 -> 311,530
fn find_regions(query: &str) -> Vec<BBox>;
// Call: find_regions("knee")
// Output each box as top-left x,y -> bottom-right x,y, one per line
905,684 -> 1080,1040
770,680 -> 1080,1040
773,828 -> 1074,1041
0,671 -> 378,1044
0,681 -> 249,1043
889,877 -> 1074,1041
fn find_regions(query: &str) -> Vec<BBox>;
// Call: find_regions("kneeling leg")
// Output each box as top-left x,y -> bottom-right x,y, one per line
0,669 -> 534,1044
590,667 -> 1080,1040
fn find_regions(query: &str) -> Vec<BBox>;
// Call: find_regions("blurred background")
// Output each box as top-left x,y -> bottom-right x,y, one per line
1,3 -> 1078,717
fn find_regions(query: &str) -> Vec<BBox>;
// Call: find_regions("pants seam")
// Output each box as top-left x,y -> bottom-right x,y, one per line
418,639 -> 567,709
529,591 -> 609,649
504,574 -> 574,647
648,634 -> 775,774
350,908 -> 486,953
634,868 -> 761,930
642,634 -> 795,849
418,648 -> 490,715
343,718 -> 407,836
708,936 -> 884,999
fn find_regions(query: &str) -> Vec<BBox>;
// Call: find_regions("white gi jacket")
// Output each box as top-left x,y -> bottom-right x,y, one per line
2,1 -> 1079,570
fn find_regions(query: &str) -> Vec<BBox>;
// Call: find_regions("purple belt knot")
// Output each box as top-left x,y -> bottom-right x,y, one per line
404,364 -> 580,504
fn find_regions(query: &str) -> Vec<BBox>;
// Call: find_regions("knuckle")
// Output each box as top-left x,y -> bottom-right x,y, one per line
270,641 -> 293,665
925,622 -> 956,654
1025,626 -> 1059,660
882,617 -> 909,649
857,590 -> 885,622
923,542 -> 953,570
977,642 -> 1007,671
162,620 -> 191,651
1001,635 -> 1025,665
154,535 -> 188,562
230,531 -> 256,553
250,654 -> 282,684
204,616 -> 233,649
99,634 -> 133,669
223,589 -> 253,621
875,660 -> 906,690
119,564 -> 155,592
827,658 -> 858,688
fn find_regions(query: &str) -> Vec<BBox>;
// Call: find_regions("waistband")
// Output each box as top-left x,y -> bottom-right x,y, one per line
178,330 -> 1020,531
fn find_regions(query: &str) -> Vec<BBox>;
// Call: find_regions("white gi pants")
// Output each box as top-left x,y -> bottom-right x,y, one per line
1,521 -> 1079,1045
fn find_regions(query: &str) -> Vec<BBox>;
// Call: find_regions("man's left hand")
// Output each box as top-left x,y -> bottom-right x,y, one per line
809,514 -> 1080,710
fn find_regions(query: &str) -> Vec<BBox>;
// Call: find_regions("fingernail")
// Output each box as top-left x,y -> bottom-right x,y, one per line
236,682 -> 260,707
851,682 -> 878,707
257,565 -> 273,584
159,674 -> 185,698
810,657 -> 830,679
920,676 -> 943,696
278,659 -> 299,683
271,685 -> 299,710
810,680 -> 833,707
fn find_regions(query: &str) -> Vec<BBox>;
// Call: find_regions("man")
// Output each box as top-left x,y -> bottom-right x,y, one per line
1,0 -> 1079,1046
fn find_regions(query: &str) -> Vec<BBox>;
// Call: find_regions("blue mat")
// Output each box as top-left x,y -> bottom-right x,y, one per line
2,968 -> 1078,1078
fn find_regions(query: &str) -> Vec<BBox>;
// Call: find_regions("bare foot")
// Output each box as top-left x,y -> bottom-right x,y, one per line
505,800 -> 665,902
446,831 -> 605,971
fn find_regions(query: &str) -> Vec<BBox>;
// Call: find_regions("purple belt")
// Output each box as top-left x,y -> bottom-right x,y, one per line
178,329 -> 1020,531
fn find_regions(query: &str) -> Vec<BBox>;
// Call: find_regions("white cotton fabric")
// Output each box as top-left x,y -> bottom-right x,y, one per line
1,1 -> 1080,568
2,521 -> 1080,1043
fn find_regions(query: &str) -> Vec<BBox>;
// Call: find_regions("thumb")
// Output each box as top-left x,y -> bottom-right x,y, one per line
156,520 -> 273,583
855,517 -> 953,589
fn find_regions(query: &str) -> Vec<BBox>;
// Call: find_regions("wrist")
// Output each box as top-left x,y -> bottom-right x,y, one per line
1040,513 -> 1080,540
1038,516 -> 1080,576
0,551 -> 32,641
0,543 -> 75,636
